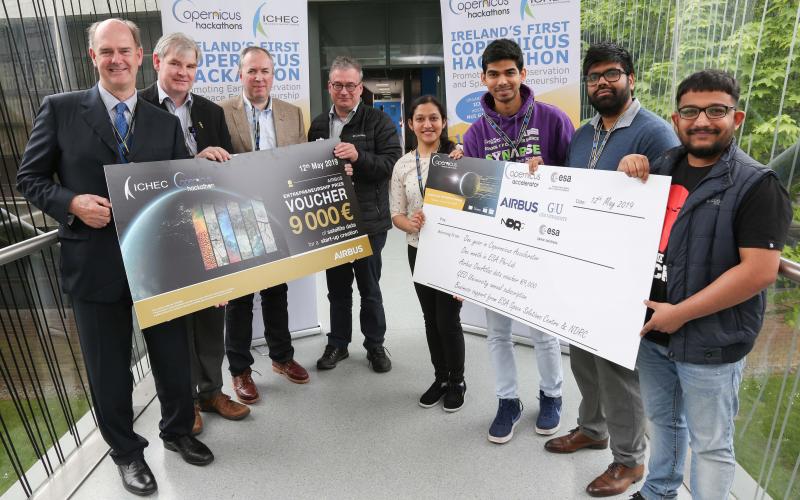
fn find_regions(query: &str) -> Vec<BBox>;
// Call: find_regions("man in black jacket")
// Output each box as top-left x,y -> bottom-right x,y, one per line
308,56 -> 402,372
140,32 -> 250,434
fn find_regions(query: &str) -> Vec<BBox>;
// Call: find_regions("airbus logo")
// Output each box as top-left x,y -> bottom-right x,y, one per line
334,244 -> 365,260
124,176 -> 169,200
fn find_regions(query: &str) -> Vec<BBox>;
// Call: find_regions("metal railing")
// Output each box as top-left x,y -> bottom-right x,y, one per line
0,231 -> 151,499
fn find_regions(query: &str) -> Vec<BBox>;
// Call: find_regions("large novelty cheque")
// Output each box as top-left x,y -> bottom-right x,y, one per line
104,139 -> 371,329
413,155 -> 670,369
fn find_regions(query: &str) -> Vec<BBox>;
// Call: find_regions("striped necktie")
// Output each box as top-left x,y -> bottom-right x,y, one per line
114,102 -> 130,162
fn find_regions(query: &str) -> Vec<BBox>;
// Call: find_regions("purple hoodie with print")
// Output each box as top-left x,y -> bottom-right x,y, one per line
462,84 -> 574,165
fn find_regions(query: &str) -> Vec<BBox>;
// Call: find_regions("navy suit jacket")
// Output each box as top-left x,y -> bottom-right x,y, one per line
16,84 -> 190,302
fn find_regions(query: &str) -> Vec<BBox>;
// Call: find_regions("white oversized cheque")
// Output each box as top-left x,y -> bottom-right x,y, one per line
413,155 -> 670,369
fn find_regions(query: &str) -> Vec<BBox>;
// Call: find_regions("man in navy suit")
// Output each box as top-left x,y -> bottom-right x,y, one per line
16,18 -> 213,496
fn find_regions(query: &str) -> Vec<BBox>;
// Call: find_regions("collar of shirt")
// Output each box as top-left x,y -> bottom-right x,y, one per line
589,98 -> 641,131
156,81 -> 193,111
243,94 -> 276,151
329,102 -> 359,124
243,94 -> 273,117
98,83 -> 137,123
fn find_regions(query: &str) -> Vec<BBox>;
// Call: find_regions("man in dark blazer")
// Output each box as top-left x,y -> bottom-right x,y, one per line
140,32 -> 250,436
16,19 -> 212,497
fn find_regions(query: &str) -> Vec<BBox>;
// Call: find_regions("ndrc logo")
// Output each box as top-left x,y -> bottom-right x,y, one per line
124,176 -> 169,201
334,244 -> 365,261
253,2 -> 301,38
172,0 -> 242,28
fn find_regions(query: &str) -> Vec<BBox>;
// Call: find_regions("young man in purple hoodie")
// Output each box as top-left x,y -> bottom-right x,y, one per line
462,39 -> 574,444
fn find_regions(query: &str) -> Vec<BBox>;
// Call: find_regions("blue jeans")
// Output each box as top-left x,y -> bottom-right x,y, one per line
637,339 -> 744,500
485,309 -> 563,398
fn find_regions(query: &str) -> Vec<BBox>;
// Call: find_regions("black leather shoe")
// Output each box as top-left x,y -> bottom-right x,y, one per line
117,459 -> 157,496
366,345 -> 392,373
317,345 -> 349,370
162,435 -> 214,466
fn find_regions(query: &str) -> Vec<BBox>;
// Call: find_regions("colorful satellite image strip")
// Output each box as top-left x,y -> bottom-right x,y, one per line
193,200 -> 277,270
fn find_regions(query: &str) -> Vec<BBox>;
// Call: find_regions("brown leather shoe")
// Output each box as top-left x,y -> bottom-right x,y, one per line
272,359 -> 310,384
544,427 -> 609,453
199,392 -> 251,419
586,462 -> 644,497
231,368 -> 260,404
191,404 -> 203,436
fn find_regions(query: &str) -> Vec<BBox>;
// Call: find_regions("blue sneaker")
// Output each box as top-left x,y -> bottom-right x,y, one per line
488,398 -> 523,444
535,390 -> 562,435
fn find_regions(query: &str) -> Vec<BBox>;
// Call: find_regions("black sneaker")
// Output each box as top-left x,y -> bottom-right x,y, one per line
316,345 -> 349,370
419,380 -> 448,408
443,381 -> 466,412
366,345 -> 392,373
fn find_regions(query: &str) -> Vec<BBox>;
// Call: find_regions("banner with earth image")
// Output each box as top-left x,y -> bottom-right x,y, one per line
104,138 -> 371,328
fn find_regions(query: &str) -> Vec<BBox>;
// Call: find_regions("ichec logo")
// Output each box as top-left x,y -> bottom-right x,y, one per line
253,1 -> 301,38
520,0 -> 534,19
124,176 -> 169,201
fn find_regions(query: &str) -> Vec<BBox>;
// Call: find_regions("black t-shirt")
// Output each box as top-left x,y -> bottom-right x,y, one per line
645,157 -> 792,345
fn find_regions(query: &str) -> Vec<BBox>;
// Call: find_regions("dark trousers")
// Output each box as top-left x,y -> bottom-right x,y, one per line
571,346 -> 646,467
225,283 -> 293,375
71,296 -> 193,465
408,245 -> 465,382
325,231 -> 387,349
186,306 -> 225,402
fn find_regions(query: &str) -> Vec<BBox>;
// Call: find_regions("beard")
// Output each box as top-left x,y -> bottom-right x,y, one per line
681,128 -> 732,159
589,84 -> 631,117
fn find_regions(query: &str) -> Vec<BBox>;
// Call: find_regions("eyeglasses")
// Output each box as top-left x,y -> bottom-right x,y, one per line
330,81 -> 361,92
677,105 -> 736,120
585,69 -> 627,85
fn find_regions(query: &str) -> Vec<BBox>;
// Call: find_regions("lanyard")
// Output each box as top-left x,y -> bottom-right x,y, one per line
483,100 -> 535,153
414,149 -> 425,197
588,114 -> 625,169
251,107 -> 261,151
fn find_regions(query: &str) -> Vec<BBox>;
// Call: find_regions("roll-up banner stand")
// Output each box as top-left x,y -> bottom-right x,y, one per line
161,0 -> 319,340
440,0 -> 580,345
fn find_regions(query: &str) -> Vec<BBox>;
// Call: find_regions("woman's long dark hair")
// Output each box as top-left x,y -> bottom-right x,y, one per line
406,95 -> 456,154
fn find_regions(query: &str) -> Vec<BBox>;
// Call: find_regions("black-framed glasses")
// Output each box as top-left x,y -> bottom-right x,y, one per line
330,81 -> 361,92
677,105 -> 736,120
585,69 -> 627,85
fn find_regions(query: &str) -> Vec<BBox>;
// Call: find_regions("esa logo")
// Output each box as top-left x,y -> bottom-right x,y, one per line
499,197 -> 539,213
334,245 -> 364,260
550,172 -> 572,183
539,224 -> 560,237
501,217 -> 524,231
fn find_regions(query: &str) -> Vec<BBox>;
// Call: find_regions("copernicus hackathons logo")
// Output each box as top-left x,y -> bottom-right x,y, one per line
448,0 -> 512,19
172,0 -> 243,30
253,2 -> 301,38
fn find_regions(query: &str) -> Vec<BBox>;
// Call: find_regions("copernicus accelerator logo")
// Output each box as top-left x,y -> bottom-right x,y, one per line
253,2 -> 301,38
172,0 -> 242,30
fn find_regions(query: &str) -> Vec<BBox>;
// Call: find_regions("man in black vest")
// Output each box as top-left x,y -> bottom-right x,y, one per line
140,32 -> 250,436
16,19 -> 213,497
307,56 -> 402,372
621,70 -> 791,500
